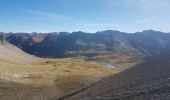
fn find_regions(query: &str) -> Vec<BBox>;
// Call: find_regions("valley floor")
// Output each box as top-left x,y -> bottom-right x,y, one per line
0,57 -> 115,100
0,42 -> 143,100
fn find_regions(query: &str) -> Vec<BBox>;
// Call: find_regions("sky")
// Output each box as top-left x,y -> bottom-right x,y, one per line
0,0 -> 170,33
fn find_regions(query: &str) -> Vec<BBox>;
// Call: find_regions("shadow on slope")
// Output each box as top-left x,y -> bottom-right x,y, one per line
67,52 -> 170,100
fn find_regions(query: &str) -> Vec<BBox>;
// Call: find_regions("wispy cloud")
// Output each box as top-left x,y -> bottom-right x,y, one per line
135,0 -> 170,9
28,10 -> 73,21
132,15 -> 158,24
76,23 -> 121,27
107,0 -> 170,9
120,15 -> 161,32
75,22 -> 123,32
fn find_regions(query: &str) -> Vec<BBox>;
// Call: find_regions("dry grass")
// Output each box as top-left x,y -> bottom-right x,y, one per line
0,42 -> 143,99
0,42 -> 114,99
0,58 -> 113,99
85,53 -> 143,72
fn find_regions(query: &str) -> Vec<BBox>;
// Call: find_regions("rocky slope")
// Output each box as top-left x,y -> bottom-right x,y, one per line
66,52 -> 170,100
1,30 -> 170,58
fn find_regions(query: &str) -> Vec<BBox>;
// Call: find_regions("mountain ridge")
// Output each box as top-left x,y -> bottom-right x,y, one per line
1,30 -> 170,58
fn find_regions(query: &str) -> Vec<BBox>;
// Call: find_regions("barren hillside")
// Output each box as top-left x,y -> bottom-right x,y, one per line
0,41 -> 114,100
67,52 -> 170,100
0,41 -> 41,65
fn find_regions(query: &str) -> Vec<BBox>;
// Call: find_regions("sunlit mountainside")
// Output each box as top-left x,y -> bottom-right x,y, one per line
1,30 -> 170,58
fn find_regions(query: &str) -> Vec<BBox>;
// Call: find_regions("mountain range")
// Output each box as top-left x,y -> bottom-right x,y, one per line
1,30 -> 170,99
0,37 -> 113,100
1,30 -> 170,58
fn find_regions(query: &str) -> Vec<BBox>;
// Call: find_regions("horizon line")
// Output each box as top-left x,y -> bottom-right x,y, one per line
0,29 -> 169,34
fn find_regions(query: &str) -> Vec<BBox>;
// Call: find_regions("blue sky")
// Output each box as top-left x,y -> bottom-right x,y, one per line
0,0 -> 170,33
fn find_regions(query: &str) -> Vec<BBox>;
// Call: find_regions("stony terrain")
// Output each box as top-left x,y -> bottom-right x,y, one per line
66,52 -> 170,100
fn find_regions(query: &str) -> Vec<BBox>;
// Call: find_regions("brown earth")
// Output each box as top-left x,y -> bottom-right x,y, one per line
66,52 -> 170,100
0,41 -> 115,100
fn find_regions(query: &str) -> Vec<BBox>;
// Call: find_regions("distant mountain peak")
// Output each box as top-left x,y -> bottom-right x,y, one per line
142,30 -> 166,34
95,30 -> 122,35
